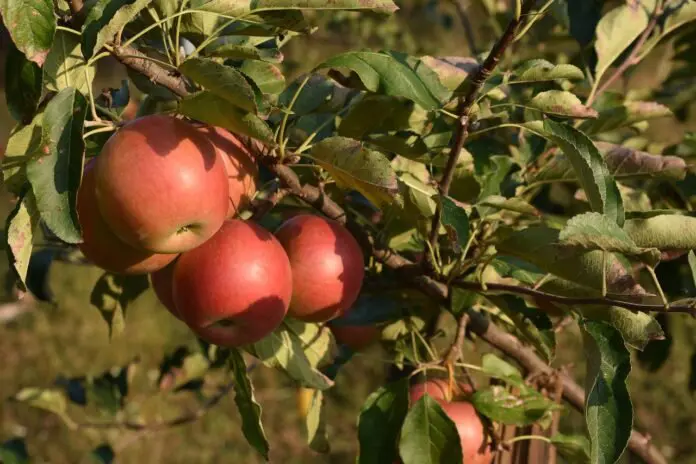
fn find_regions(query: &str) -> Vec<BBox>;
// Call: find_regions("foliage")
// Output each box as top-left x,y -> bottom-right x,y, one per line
3,0 -> 696,463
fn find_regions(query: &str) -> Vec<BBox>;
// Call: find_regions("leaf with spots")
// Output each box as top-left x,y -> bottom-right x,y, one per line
508,59 -> 584,83
27,87 -> 87,244
0,0 -> 56,66
5,191 -> 40,291
579,101 -> 672,135
527,90 -> 598,119
310,136 -> 400,208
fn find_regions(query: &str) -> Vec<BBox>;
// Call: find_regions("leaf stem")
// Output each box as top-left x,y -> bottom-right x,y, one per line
505,434 -> 552,445
278,75 -> 311,159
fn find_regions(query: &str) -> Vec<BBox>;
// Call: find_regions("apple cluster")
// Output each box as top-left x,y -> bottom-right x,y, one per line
77,114 -> 368,347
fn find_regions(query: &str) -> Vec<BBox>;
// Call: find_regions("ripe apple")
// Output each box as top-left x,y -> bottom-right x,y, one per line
172,219 -> 293,347
195,125 -> 258,218
408,381 -> 492,464
409,378 -> 474,404
150,260 -> 180,320
274,214 -> 365,322
329,322 -> 380,351
77,160 -> 177,274
94,114 -> 230,253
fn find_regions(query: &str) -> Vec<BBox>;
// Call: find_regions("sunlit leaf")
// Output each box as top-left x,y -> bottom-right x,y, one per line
0,0 -> 55,66
44,30 -> 95,95
5,191 -> 39,290
179,58 -> 258,112
90,273 -> 149,338
528,90 -> 598,119
229,349 -> 269,460
508,59 -> 584,83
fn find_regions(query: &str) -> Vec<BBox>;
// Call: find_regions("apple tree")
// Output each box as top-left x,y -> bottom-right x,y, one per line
2,0 -> 696,463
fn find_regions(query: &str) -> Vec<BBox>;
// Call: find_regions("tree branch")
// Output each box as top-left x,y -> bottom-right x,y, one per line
452,280 -> 695,316
107,41 -> 668,464
110,45 -> 190,97
426,0 -> 537,266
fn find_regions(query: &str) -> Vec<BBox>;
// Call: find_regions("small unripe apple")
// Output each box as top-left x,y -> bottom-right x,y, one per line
195,125 -> 258,218
274,214 -> 364,322
172,220 -> 293,347
329,324 -> 380,351
77,160 -> 177,274
94,115 -> 230,253
150,260 -> 180,319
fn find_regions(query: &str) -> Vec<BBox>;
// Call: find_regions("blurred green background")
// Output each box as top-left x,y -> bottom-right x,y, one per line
2,1 -> 696,463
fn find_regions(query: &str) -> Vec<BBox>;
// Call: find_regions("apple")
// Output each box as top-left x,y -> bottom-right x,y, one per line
274,214 -> 365,322
94,114 -> 230,253
195,125 -> 258,218
408,381 -> 492,464
172,219 -> 293,347
150,260 -> 180,320
329,323 -> 380,351
77,159 -> 177,274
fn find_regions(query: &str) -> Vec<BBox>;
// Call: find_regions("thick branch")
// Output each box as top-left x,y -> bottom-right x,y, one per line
427,0 -> 537,263
110,45 -> 190,97
109,41 -> 667,464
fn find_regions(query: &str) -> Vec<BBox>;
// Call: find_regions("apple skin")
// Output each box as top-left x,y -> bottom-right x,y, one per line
408,381 -> 492,464
195,125 -> 259,218
274,214 -> 365,323
150,260 -> 181,320
172,219 -> 293,347
329,324 -> 380,351
94,114 -> 230,253
77,159 -> 177,274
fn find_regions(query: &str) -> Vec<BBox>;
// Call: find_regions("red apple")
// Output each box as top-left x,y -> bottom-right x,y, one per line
172,219 -> 293,347
77,160 -> 177,274
150,260 -> 180,319
195,125 -> 258,218
329,324 -> 380,351
409,381 -> 492,464
274,214 -> 364,322
94,114 -> 230,253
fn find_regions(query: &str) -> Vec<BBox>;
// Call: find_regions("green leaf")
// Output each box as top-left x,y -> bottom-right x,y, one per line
2,112 -> 44,195
477,195 -> 540,217
529,142 -> 687,185
395,159 -> 438,220
0,437 -> 30,464
249,322 -> 334,390
44,30 -> 95,95
496,226 -> 640,293
471,384 -> 556,426
575,306 -> 663,351
229,349 -> 270,460
179,58 -> 258,113
339,95 -> 429,139
440,196 -> 469,249
203,36 -> 283,63
27,87 -> 87,244
638,1 -> 696,60
579,101 -> 673,135
283,318 -> 335,370
528,90 -> 598,119
0,0 -> 56,66
560,212 -> 660,265
398,394 -> 463,464
550,433 -> 591,464
508,59 -> 584,83
240,61 -> 285,96
582,320 -> 633,464
89,273 -> 149,338
81,0 -> 150,59
12,387 -> 73,427
523,120 -> 624,226
357,378 -> 410,464
623,215 -> 696,250
310,136 -> 400,208
636,314 -> 671,372
304,389 -> 330,454
179,91 -> 274,144
85,364 -> 131,416
5,191 -> 39,290
594,4 -> 648,85
5,41 -> 42,123
316,51 -> 449,110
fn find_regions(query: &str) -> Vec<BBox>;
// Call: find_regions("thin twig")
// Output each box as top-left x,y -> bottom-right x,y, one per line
452,0 -> 479,56
547,369 -> 565,464
426,0 -> 537,269
451,280 -> 695,315
443,313 -> 470,400
249,185 -> 291,222
586,0 -> 664,106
